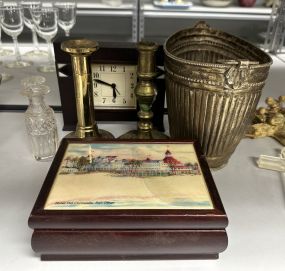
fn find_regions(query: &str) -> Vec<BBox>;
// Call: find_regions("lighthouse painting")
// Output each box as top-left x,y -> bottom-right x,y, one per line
45,143 -> 213,210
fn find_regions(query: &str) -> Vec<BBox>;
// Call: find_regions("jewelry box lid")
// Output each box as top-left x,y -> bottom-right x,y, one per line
28,138 -> 228,230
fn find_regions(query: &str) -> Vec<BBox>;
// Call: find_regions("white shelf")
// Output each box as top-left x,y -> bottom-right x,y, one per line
77,9 -> 133,16
142,3 -> 272,20
77,2 -> 135,17
78,3 -> 134,10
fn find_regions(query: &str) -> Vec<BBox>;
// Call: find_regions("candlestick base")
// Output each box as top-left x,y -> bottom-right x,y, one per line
118,129 -> 168,139
65,129 -> 114,139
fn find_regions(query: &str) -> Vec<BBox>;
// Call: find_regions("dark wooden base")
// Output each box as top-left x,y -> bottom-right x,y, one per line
32,229 -> 228,261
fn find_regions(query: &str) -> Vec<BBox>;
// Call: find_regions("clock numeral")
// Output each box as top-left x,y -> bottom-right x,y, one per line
100,65 -> 105,71
130,73 -> 134,79
94,91 -> 99,97
93,82 -> 97,88
94,72 -> 99,78
131,83 -> 135,89
102,98 -> 106,104
130,93 -> 134,99
111,65 -> 117,72
123,66 -> 126,72
123,98 -> 127,104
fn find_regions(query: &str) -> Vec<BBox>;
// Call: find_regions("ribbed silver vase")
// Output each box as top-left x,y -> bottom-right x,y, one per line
164,21 -> 272,168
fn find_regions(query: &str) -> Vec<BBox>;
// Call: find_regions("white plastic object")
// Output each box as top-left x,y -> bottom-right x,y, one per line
257,148 -> 285,172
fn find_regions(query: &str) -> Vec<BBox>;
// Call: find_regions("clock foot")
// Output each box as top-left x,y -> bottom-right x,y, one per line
118,129 -> 168,139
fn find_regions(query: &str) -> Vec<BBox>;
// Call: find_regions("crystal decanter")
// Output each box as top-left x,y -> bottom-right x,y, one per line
21,77 -> 58,160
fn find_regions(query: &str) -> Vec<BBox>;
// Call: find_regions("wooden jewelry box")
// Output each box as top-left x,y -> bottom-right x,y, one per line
28,139 -> 228,260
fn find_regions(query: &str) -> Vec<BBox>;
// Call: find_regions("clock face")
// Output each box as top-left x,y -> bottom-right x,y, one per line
91,64 -> 137,109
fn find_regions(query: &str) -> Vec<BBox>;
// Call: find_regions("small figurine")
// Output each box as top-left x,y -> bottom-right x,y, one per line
246,95 -> 285,145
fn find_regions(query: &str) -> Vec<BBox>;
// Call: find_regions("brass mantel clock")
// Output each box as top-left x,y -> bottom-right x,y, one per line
54,41 -> 165,132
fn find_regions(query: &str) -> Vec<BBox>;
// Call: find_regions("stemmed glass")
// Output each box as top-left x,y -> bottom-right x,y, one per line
33,7 -> 58,72
0,5 -> 31,68
0,1 -> 13,56
55,2 -> 76,37
21,1 -> 47,57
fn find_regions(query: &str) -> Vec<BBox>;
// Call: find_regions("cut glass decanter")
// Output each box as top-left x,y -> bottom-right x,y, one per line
21,76 -> 58,160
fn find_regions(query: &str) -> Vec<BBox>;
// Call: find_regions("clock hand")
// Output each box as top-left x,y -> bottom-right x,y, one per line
111,85 -> 122,103
94,79 -> 113,88
94,79 -> 120,102
114,87 -> 120,95
112,88 -> 117,103
94,79 -> 120,93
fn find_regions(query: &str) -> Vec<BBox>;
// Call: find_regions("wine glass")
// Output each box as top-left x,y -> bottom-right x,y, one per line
55,2 -> 76,37
0,5 -> 31,68
34,7 -> 58,72
0,1 -> 13,56
21,1 -> 48,57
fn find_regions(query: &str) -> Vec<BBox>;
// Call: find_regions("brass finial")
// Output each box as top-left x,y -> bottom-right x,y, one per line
61,39 -> 114,139
246,96 -> 285,145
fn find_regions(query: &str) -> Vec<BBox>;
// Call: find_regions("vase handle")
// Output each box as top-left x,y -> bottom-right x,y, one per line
218,59 -> 259,90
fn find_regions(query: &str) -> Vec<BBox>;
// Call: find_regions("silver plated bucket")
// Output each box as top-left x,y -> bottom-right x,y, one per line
164,21 -> 272,168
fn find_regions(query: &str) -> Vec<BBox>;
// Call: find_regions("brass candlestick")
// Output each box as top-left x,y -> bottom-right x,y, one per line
119,41 -> 168,139
61,39 -> 114,139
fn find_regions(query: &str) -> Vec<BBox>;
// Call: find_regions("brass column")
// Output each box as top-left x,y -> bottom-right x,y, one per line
61,39 -> 114,139
120,41 -> 168,139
